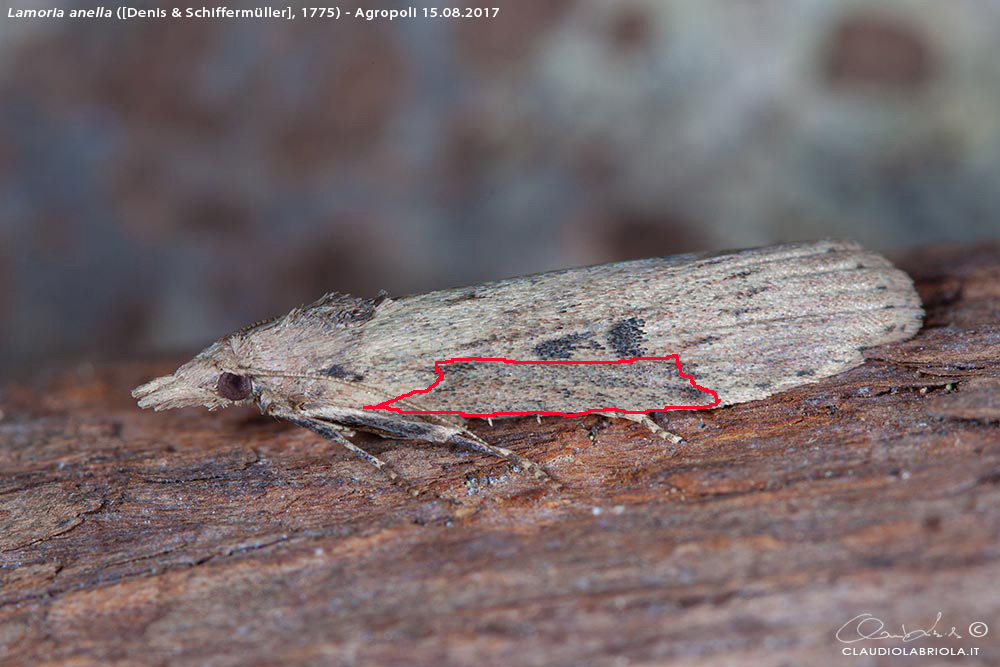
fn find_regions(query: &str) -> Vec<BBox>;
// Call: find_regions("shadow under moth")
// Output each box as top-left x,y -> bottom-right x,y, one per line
133,239 -> 923,493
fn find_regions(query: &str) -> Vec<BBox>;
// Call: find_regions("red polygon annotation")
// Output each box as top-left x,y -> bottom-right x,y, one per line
363,356 -> 720,418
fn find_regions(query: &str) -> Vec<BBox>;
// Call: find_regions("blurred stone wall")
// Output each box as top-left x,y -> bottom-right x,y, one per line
1,0 -> 998,372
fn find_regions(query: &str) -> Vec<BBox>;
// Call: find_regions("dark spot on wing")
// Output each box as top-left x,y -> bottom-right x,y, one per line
694,335 -> 720,345
755,382 -> 772,390
534,332 -> 602,359
607,317 -> 646,358
317,364 -> 365,382
884,324 -> 897,333
796,369 -> 816,377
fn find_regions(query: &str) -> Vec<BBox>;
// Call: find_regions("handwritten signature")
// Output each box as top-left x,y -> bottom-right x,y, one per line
836,612 -> 989,643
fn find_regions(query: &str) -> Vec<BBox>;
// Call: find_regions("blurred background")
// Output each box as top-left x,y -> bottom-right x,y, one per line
2,0 -> 999,374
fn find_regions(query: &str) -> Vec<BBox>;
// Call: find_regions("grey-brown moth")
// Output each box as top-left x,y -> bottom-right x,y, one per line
133,239 -> 923,492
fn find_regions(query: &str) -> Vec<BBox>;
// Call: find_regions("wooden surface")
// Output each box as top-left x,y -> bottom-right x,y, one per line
2,243 -> 999,666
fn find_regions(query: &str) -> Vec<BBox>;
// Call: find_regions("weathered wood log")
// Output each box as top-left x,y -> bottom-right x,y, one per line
2,243 -> 999,666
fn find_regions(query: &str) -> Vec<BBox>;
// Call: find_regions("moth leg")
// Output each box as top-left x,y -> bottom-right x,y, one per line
314,421 -> 356,438
617,414 -> 685,448
292,407 -> 559,490
448,430 -> 561,489
288,417 -> 422,498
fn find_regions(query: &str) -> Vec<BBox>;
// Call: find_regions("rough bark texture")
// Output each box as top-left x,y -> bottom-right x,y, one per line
2,243 -> 999,666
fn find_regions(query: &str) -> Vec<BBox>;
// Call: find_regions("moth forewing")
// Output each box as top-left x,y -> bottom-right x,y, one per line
132,239 -> 923,492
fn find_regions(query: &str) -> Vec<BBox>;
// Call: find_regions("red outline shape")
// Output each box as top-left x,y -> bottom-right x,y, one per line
363,356 -> 720,418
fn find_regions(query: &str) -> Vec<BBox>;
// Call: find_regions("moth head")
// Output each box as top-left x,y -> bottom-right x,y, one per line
131,341 -> 256,411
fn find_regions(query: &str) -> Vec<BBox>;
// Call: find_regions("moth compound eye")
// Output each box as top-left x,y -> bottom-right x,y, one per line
216,372 -> 252,401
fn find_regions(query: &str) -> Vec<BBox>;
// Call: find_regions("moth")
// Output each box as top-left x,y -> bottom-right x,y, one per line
133,239 -> 923,492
